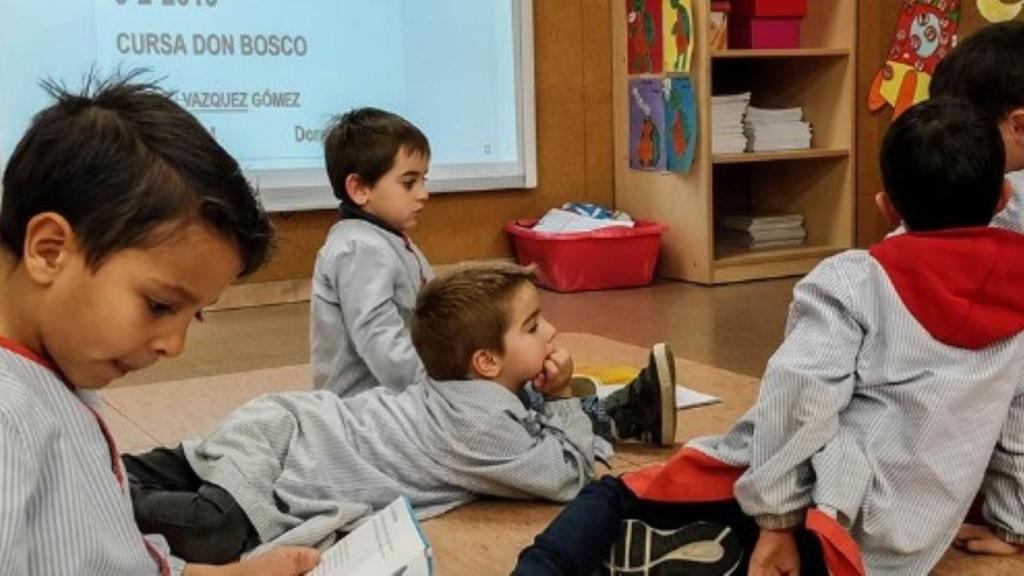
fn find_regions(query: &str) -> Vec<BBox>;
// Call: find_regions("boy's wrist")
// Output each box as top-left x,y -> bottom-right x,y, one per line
994,525 -> 1024,547
754,510 -> 806,531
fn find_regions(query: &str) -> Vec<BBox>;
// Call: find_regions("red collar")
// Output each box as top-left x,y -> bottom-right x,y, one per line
0,336 -> 59,373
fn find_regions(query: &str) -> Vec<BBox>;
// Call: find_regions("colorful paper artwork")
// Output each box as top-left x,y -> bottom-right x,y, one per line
663,0 -> 694,73
868,0 -> 961,118
664,77 -> 697,173
627,0 -> 664,74
629,79 -> 666,171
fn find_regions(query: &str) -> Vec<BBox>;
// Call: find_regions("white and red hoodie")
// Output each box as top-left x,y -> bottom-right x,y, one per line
624,228 -> 1024,575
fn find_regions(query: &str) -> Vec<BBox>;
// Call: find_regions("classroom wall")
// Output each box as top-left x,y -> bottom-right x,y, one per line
245,1 -> 614,283
856,4 -> 1018,246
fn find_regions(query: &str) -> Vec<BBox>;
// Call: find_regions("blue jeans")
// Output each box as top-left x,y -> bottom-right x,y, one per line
519,383 -> 613,444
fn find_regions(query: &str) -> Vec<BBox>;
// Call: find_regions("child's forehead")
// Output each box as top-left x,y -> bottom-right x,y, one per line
505,282 -> 541,318
111,221 -> 240,272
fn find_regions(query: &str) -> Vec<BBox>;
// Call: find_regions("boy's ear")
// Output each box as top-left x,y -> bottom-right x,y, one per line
997,178 -> 1013,214
345,174 -> 371,207
1001,109 -> 1024,170
469,348 -> 502,380
22,212 -> 76,286
874,191 -> 903,228
1005,109 -> 1024,140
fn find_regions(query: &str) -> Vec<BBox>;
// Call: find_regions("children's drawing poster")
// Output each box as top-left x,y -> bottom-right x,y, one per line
867,0 -> 960,118
663,0 -> 693,73
664,77 -> 696,174
629,79 -> 666,171
627,0 -> 663,74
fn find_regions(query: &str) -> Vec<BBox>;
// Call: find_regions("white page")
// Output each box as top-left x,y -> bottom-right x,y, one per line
308,496 -> 432,576
596,385 -> 720,410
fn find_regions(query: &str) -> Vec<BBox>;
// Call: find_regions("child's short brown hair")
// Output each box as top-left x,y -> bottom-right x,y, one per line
323,107 -> 430,204
412,262 -> 537,381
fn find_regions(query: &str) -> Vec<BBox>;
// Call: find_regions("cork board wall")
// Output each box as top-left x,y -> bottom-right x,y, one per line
246,1 -> 614,283
856,2 -> 1021,246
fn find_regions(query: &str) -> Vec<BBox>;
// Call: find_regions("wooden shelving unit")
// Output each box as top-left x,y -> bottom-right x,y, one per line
612,0 -> 856,284
711,48 -> 851,59
713,148 -> 850,164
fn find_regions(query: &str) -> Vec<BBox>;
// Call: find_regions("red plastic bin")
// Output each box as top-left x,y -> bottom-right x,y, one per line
504,219 -> 668,292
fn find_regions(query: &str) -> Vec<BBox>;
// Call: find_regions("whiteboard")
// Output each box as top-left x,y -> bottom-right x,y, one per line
0,0 -> 537,211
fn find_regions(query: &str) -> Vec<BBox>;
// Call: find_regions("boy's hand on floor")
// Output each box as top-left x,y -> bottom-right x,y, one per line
533,348 -> 574,398
749,529 -> 801,576
955,523 -> 1024,555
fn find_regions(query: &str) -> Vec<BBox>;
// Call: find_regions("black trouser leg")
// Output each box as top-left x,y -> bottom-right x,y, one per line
123,445 -> 259,564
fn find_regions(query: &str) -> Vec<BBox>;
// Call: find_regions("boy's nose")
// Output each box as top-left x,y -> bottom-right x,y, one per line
152,323 -> 188,358
544,320 -> 558,342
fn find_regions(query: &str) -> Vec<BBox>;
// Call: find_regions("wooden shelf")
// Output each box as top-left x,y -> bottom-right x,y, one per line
711,48 -> 850,59
714,245 -> 844,267
612,0 -> 855,284
713,148 -> 850,165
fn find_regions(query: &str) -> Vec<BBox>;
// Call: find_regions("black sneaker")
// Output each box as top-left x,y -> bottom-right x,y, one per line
605,519 -> 744,576
605,343 -> 677,446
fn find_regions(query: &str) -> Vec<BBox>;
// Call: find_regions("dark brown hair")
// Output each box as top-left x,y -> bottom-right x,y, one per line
323,107 -> 430,203
1,70 -> 273,276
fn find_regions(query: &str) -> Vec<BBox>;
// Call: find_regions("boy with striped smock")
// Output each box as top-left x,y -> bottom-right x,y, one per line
515,98 -> 1024,576
0,73 -> 320,575
126,263 -> 671,564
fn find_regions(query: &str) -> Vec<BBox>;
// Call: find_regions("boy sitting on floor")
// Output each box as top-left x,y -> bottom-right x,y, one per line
515,98 -> 1024,576
311,108 -> 676,449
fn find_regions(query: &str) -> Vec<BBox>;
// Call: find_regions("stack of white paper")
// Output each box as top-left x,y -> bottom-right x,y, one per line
719,213 -> 806,250
532,209 -> 635,234
743,106 -> 812,152
711,92 -> 751,154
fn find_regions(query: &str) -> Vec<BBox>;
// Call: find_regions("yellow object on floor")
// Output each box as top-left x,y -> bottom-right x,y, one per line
573,365 -> 641,386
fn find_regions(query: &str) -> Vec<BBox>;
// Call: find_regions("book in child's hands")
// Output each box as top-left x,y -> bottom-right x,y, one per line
307,495 -> 433,576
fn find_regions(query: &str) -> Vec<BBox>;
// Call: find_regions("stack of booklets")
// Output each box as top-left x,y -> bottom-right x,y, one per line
718,213 -> 806,250
712,92 -> 751,154
743,106 -> 812,152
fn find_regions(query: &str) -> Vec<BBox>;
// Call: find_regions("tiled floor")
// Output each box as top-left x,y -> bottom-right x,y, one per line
113,276 -> 799,388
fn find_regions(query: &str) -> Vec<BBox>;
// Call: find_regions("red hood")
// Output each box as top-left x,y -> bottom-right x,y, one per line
869,228 -> 1024,349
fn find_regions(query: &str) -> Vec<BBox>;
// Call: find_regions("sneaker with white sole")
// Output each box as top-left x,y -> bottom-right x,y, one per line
604,343 -> 677,446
